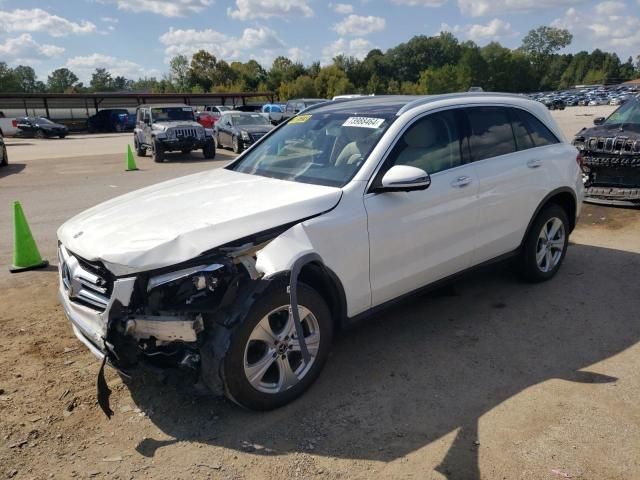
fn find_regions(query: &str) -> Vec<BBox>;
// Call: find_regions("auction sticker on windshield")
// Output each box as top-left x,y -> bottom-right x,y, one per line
289,115 -> 312,124
343,117 -> 385,128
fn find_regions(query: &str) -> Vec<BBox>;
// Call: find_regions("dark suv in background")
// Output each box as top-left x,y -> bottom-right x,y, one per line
87,109 -> 133,133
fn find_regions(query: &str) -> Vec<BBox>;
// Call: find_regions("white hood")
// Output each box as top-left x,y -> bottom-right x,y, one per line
57,169 -> 341,275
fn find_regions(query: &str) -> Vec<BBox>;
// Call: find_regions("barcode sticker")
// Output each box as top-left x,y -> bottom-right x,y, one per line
343,117 -> 385,128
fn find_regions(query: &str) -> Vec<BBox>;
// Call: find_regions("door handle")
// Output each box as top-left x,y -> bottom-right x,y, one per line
527,159 -> 542,169
450,176 -> 472,188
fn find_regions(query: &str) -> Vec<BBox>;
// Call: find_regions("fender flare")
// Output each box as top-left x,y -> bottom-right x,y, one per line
520,187 -> 578,248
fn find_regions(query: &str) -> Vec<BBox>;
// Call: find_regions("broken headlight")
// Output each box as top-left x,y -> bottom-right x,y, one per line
147,263 -> 224,310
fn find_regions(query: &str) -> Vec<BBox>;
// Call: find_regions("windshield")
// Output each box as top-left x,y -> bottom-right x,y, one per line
151,107 -> 194,122
32,117 -> 55,125
218,106 -> 231,112
604,98 -> 640,126
228,111 -> 394,187
233,113 -> 271,126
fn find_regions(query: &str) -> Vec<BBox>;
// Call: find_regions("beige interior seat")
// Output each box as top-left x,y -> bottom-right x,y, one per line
395,118 -> 456,174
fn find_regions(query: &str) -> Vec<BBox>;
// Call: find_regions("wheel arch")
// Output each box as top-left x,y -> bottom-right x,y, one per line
298,261 -> 348,331
521,187 -> 578,248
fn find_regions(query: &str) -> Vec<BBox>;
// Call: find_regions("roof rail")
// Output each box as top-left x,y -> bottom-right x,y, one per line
396,92 -> 526,116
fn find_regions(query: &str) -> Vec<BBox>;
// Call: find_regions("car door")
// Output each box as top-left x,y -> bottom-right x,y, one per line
16,118 -> 34,136
218,115 -> 231,145
365,108 -> 480,306
468,106 -> 551,265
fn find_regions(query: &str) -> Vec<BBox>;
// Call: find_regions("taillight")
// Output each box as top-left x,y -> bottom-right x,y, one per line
12,119 -> 17,127
576,152 -> 584,171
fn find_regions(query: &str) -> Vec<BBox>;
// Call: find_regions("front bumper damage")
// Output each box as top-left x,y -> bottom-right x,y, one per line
575,137 -> 640,207
58,232 -> 317,417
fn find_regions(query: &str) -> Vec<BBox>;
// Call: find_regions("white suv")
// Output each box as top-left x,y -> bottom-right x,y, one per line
57,94 -> 583,412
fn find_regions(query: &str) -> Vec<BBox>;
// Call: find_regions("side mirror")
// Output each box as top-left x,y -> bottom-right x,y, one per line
593,117 -> 605,125
377,165 -> 431,193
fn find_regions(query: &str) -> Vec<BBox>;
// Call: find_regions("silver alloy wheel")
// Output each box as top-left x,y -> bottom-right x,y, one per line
243,305 -> 320,394
536,217 -> 565,273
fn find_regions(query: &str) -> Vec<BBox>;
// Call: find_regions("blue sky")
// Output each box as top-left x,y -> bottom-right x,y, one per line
0,0 -> 639,83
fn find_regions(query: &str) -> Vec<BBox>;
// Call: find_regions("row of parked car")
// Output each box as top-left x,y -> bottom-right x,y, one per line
530,84 -> 639,110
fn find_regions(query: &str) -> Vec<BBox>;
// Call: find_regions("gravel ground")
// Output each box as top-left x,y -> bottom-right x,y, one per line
1,106 -> 638,480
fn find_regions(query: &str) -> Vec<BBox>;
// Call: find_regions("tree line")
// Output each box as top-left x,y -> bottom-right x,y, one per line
0,26 -> 638,100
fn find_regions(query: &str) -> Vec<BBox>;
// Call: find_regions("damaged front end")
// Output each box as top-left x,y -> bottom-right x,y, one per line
58,238 -> 282,417
573,134 -> 640,206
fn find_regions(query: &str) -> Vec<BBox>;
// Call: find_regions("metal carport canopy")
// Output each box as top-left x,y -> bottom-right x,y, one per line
0,91 -> 275,116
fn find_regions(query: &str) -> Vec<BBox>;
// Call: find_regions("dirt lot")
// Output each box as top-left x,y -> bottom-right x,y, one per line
1,107 -> 639,480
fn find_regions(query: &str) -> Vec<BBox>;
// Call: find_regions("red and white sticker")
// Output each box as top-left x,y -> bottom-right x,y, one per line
342,117 -> 385,128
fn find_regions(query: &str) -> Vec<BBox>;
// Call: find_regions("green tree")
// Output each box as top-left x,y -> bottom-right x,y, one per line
169,55 -> 190,92
47,68 -> 78,93
13,66 -> 39,92
90,68 -> 113,91
418,65 -> 460,94
189,50 -> 217,91
314,65 -> 353,99
520,26 -> 573,67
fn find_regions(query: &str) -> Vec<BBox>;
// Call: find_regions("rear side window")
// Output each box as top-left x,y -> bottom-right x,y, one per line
514,109 -> 559,147
466,107 -> 516,161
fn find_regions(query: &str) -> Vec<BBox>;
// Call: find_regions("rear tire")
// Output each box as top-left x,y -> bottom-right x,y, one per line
203,139 -> 215,159
0,145 -> 8,166
135,137 -> 146,157
181,148 -> 191,154
222,283 -> 333,410
35,130 -> 46,139
519,204 -> 569,282
151,139 -> 165,163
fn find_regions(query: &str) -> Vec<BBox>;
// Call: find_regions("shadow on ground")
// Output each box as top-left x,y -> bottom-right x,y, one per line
0,163 -> 26,178
126,244 -> 639,479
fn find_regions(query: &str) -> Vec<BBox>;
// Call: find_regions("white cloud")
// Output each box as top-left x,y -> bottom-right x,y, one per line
332,3 -> 354,13
440,18 -> 517,42
322,37 -> 374,63
227,0 -> 313,20
65,53 -> 158,81
458,0 -> 585,17
0,34 -> 64,62
112,0 -> 212,17
594,1 -> 625,14
0,8 -> 96,37
333,14 -> 386,36
288,47 -> 311,62
101,16 -> 119,23
552,5 -> 640,51
159,26 -> 285,61
391,0 -> 448,6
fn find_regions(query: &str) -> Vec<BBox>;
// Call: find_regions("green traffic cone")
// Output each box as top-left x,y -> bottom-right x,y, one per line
10,201 -> 48,273
126,144 -> 138,171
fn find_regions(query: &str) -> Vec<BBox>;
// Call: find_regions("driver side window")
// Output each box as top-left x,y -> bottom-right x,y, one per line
387,109 -> 464,175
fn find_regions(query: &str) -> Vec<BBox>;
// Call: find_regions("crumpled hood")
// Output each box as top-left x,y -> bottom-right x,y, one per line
57,169 -> 342,275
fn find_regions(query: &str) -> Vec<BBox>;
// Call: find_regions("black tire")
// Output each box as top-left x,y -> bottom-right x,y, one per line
0,145 -> 7,166
222,283 -> 333,410
232,135 -> 242,154
59,134 -> 66,139
203,139 -> 215,159
115,123 -> 124,133
35,129 -> 46,139
151,139 -> 165,163
135,137 -> 146,157
181,148 -> 191,154
519,204 -> 569,283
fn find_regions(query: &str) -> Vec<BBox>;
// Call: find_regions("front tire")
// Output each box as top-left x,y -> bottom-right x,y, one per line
232,135 -> 242,154
151,139 -> 165,163
222,283 -> 333,410
35,130 -> 46,139
519,204 -> 569,282
203,139 -> 215,159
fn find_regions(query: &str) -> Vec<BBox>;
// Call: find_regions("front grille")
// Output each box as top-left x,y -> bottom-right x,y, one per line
585,136 -> 640,154
59,246 -> 112,312
173,128 -> 199,138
